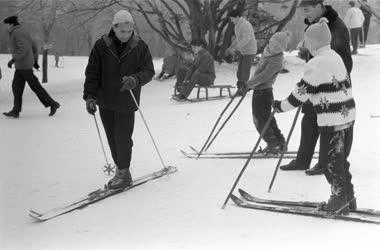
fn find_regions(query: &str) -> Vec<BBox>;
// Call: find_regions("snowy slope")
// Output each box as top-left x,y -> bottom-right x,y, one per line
0,47 -> 380,250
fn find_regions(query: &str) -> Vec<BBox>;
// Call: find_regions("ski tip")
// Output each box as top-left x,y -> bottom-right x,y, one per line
230,194 -> 244,206
29,213 -> 46,222
238,188 -> 248,197
29,209 -> 43,217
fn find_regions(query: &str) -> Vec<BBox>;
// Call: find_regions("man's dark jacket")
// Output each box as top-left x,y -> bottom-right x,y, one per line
303,5 -> 353,113
83,30 -> 155,113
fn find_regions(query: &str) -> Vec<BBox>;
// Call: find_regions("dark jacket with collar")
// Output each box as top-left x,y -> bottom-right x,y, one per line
302,5 -> 352,114
305,5 -> 352,74
186,48 -> 215,83
83,30 -> 155,113
9,25 -> 39,70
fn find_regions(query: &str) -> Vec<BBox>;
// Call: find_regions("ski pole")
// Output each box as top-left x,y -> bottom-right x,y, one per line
93,114 -> 115,175
196,92 -> 239,158
204,93 -> 246,152
267,107 -> 301,192
129,90 -> 168,170
222,110 -> 275,209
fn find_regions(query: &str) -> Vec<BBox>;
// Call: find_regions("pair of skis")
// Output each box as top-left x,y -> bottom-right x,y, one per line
231,189 -> 380,225
29,166 -> 177,222
181,145 -> 319,160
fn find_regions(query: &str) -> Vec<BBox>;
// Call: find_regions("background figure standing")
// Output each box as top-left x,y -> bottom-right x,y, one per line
245,32 -> 291,154
54,51 -> 60,67
226,10 -> 257,95
344,1 -> 365,54
280,0 -> 353,175
83,10 -> 155,190
3,16 -> 60,118
173,40 -> 215,101
359,0 -> 372,47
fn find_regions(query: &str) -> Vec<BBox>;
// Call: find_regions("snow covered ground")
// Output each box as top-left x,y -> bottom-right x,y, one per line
1,46 -> 380,250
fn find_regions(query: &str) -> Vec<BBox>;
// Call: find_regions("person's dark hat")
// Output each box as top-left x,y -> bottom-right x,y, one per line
299,0 -> 324,7
190,39 -> 206,47
227,9 -> 242,18
3,16 -> 19,25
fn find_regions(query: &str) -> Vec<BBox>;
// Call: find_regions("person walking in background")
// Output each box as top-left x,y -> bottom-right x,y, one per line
280,0 -> 353,175
83,10 -> 155,190
3,16 -> 60,118
173,39 -> 215,101
359,0 -> 372,47
245,31 -> 291,155
54,51 -> 60,68
273,18 -> 356,213
225,10 -> 257,96
344,1 -> 364,55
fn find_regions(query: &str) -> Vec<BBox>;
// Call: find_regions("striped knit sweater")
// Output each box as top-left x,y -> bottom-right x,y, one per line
279,46 -> 355,132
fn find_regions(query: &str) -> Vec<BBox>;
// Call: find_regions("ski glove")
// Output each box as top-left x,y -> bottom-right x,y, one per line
120,76 -> 138,92
272,100 -> 283,113
237,84 -> 248,96
7,59 -> 15,68
34,62 -> 40,70
86,98 -> 97,115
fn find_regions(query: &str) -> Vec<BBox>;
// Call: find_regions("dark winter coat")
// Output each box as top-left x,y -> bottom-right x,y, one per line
83,30 -> 155,113
162,54 -> 180,74
185,48 -> 215,85
9,25 -> 39,70
302,5 -> 353,114
305,6 -> 353,74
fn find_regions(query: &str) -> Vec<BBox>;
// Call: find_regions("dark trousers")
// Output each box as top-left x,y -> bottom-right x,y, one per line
237,54 -> 254,89
359,21 -> 370,44
99,108 -> 135,170
252,89 -> 284,145
12,69 -> 57,112
350,28 -> 362,53
320,126 -> 354,198
179,72 -> 214,98
295,103 -> 320,168
175,66 -> 190,91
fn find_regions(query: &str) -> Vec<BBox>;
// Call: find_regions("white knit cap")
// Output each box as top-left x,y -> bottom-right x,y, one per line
112,10 -> 134,25
304,17 -> 331,52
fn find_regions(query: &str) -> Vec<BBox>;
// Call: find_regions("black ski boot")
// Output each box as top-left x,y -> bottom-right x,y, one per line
280,160 -> 308,171
3,110 -> 19,118
323,193 -> 349,215
261,143 -> 281,155
305,162 -> 323,176
107,168 -> 132,190
49,102 -> 60,116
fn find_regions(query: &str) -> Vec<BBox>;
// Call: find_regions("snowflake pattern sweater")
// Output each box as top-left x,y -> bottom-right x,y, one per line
279,46 -> 355,132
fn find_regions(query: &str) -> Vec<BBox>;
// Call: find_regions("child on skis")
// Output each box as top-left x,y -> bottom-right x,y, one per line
244,31 -> 291,154
272,18 -> 356,213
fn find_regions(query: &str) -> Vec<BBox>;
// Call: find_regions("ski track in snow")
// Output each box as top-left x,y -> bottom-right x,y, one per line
1,47 -> 380,249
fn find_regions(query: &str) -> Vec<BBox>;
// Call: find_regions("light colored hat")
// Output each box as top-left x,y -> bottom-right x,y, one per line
304,17 -> 331,51
112,10 -> 134,25
269,31 -> 291,52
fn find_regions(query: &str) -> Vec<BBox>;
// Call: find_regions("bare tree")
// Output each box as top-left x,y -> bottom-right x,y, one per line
65,0 -> 298,59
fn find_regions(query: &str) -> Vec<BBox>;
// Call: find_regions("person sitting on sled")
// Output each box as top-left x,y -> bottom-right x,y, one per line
173,39 -> 215,101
